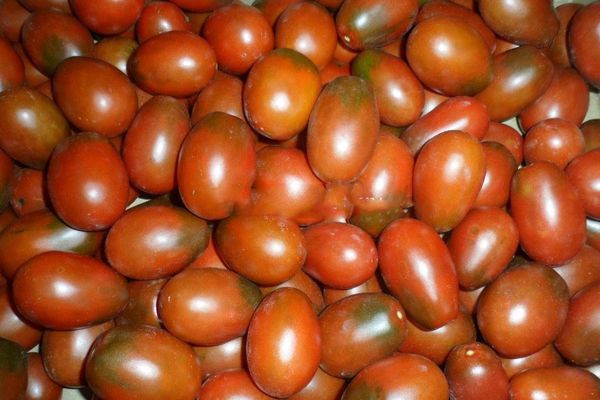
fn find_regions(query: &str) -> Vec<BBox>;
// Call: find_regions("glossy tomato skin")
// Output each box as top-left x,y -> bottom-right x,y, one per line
260,270 -> 325,314
351,49 -> 424,127
129,31 -> 216,97
566,149 -> 600,219
12,251 -> 128,330
47,132 -> 129,231
254,0 -> 301,26
474,141 -> 518,208
476,262 -> 569,358
341,353 -> 448,400
70,0 -> 143,36
115,279 -> 166,328
523,118 -> 585,169
378,218 -> 459,330
0,337 -> 28,400
322,274 -> 381,306
0,284 -> 41,350
549,3 -> 582,67
336,0 -> 418,50
319,293 -> 406,378
25,352 -> 62,400
52,57 -> 138,137
9,168 -> 49,217
553,245 -> 600,297
499,344 -> 563,379
569,2 -> 600,89
193,337 -> 244,380
216,214 -> 305,286
135,1 -> 190,43
510,161 -> 586,265
169,0 -> 232,13
199,369 -> 275,399
122,96 -> 189,195
509,366 -> 600,400
85,325 -> 202,400
289,367 -> 345,400
0,209 -> 103,280
482,121 -> 524,165
191,72 -> 244,122
41,321 -> 114,388
177,112 -> 256,220
158,268 -> 262,346
582,119 -> 600,152
105,204 -> 209,280
413,130 -> 486,232
0,86 -> 69,169
247,288 -> 321,398
93,37 -> 138,76
0,0 -> 30,43
307,76 -> 379,183
244,48 -> 321,141
18,0 -> 71,13
0,37 -> 24,93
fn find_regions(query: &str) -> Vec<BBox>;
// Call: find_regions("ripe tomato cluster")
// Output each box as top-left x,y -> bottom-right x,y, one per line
0,0 -> 600,399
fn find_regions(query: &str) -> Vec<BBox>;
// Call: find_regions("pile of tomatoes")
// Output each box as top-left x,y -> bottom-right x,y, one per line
1,0 -> 600,399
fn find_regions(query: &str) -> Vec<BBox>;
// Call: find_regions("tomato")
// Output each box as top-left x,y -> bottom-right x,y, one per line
115,279 -> 166,328
523,118 -> 585,169
93,37 -> 138,75
0,283 -> 41,350
199,369 -> 275,399
85,325 -> 202,400
9,168 -> 48,216
0,337 -> 27,400
289,367 -> 346,400
135,1 -> 190,43
193,337 -> 244,380
509,366 -> 600,400
323,274 -> 382,306
566,149 -> 600,219
0,0 -> 29,43
247,288 -> 321,398
553,245 -> 600,297
582,119 -> 600,152
569,2 -> 600,89
169,0 -> 232,13
482,121 -> 524,165
70,0 -> 143,36
13,43 -> 47,88
458,286 -> 484,315
17,0 -> 70,13
191,73 -> 244,123
499,344 -> 563,379
25,352 -> 62,400
473,142 -> 518,208
0,37 -> 24,93
254,0 -> 302,27
260,270 -> 325,313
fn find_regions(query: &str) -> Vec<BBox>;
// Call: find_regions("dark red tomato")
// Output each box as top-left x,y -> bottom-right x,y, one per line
41,321 -> 114,388
0,0 -> 30,43
523,118 -> 585,169
479,0 -> 558,47
290,367 -> 345,400
549,3 -> 582,67
9,168 -> 48,216
25,353 -> 62,400
178,112 -> 256,220
342,353 -> 448,399
0,338 -> 27,400
323,274 -> 382,306
509,366 -> 600,400
193,337 -> 244,380
0,209 -> 103,280
476,262 -> 569,358
170,0 -> 232,12
569,2 -> 600,89
307,76 -> 379,183
93,37 -> 138,75
216,214 -> 305,286
191,73 -> 244,123
0,149 -> 14,212
582,119 -> 600,152
352,49 -> 424,127
158,268 -> 262,346
500,344 -> 563,379
0,284 -> 41,350
17,0 -> 70,13
554,245 -> 600,297
413,130 -> 485,232
336,0 -> 417,50
319,293 -> 406,378
123,96 -> 189,195
398,309 -> 477,366
476,46 -> 554,122
482,121 -> 524,165
135,1 -> 189,43
244,48 -> 321,141
459,286 -> 484,315
401,96 -> 489,155
587,218 -> 600,252
247,288 -> 321,398
199,369 -> 275,399
421,87 -> 448,115
448,207 -> 519,290
53,57 -> 137,137
275,1 -> 336,70
12,251 -> 128,329
511,161 -> 586,264
445,342 -> 509,400
129,30 -> 216,97
86,325 -> 202,400
566,149 -> 600,219
254,0 -> 302,27
115,279 -> 166,328
312,182 -> 353,223
260,270 -> 325,314
378,218 -> 459,329
554,281 -> 600,366
70,0 -> 143,35
21,10 -> 93,76
0,38 -> 24,93
320,60 -> 350,86
473,142 -> 518,208
202,3 -> 273,75
0,86 -> 69,169
13,43 -> 47,88
519,67 -> 589,131
303,222 -> 377,289
47,132 -> 129,231
185,227 -> 228,270
407,15 -> 492,97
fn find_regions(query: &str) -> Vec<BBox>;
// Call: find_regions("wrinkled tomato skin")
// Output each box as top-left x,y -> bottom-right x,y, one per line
129,31 -> 216,97
47,132 -> 129,231
378,218 -> 459,330
0,284 -> 41,350
482,121 -> 524,165
198,369 -> 275,399
319,293 -> 407,378
413,130 -> 486,232
0,38 -> 24,93
0,86 -> 69,169
401,96 -> 489,155
341,353 -> 448,400
177,112 -> 256,221
52,57 -> 138,137
115,279 -> 166,328
123,96 -> 189,195
191,73 -> 244,123
499,344 -> 563,379
9,168 -> 49,217
569,2 -> 600,89
553,245 -> 600,297
476,262 -> 570,358
509,366 -> 600,400
25,352 -> 62,400
247,288 -> 321,398
193,337 -> 244,380
0,337 -> 28,400
70,0 -> 143,36
85,325 -> 202,400
549,3 -> 582,67
41,321 -> 114,388
0,209 -> 103,280
307,76 -> 379,183
523,118 -> 585,169
473,142 -> 518,208
566,149 -> 600,219
510,161 -> 586,265
12,251 -> 128,330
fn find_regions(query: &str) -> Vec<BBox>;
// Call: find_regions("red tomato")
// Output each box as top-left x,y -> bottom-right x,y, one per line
70,0 -> 144,35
